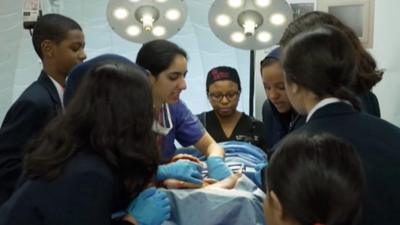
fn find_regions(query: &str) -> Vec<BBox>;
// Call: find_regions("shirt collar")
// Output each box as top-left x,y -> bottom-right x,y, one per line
306,97 -> 341,122
47,75 -> 65,109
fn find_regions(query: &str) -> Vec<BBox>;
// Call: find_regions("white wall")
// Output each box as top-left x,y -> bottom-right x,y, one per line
369,0 -> 400,126
0,0 -> 23,122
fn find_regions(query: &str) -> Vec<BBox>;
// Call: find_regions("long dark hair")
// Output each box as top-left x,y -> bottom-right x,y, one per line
24,57 -> 158,196
266,133 -> 365,225
136,39 -> 187,77
280,11 -> 383,93
282,25 -> 360,110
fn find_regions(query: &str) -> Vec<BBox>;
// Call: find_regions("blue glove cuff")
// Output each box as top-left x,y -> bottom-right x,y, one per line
156,165 -> 168,181
206,156 -> 232,180
156,162 -> 203,184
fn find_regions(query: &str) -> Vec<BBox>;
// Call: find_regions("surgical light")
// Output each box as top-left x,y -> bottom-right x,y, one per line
254,0 -> 271,8
107,0 -> 187,43
208,0 -> 292,50
166,9 -> 181,21
228,0 -> 244,8
208,0 -> 293,117
270,13 -> 286,25
113,8 -> 129,20
216,14 -> 232,26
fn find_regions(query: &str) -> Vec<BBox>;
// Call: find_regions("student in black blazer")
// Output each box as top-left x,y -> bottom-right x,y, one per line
280,25 -> 400,225
0,14 -> 86,204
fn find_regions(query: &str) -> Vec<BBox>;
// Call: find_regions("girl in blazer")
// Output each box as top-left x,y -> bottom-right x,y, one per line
281,25 -> 400,225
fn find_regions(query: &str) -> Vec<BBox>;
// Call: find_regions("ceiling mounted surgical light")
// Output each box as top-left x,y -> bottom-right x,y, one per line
106,0 -> 187,43
208,0 -> 293,50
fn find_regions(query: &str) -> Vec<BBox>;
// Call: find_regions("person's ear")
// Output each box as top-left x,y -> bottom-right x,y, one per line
286,81 -> 299,95
148,73 -> 157,85
269,190 -> 284,219
41,40 -> 55,58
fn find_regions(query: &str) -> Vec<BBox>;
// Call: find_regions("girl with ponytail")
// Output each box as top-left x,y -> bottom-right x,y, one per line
278,24 -> 400,225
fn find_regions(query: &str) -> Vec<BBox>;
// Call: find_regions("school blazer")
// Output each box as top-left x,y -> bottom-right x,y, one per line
293,102 -> 400,225
0,71 -> 62,204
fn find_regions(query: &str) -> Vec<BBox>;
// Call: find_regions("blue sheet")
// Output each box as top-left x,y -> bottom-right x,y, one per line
161,175 -> 266,225
175,141 -> 268,186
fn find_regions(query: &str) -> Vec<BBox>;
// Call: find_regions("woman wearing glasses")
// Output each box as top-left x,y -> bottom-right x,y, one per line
197,66 -> 267,152
136,40 -> 232,184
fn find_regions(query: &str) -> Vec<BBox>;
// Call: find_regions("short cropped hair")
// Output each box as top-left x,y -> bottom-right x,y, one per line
32,14 -> 82,59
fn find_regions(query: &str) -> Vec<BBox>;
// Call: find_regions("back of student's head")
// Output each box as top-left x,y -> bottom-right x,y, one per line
280,11 -> 382,93
24,55 -> 158,196
282,25 -> 360,109
32,13 -> 82,59
136,39 -> 187,77
265,133 -> 365,225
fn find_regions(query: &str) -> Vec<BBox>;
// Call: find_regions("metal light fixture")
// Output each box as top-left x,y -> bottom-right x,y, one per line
106,0 -> 187,43
208,0 -> 293,50
208,0 -> 293,116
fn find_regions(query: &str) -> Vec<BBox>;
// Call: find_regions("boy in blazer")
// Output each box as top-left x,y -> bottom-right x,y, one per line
0,14 -> 86,204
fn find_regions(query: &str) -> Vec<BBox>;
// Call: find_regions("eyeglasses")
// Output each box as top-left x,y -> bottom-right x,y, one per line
208,91 -> 240,102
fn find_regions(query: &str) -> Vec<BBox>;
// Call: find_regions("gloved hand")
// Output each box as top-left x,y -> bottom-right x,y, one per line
127,187 -> 171,225
157,160 -> 203,184
206,156 -> 232,180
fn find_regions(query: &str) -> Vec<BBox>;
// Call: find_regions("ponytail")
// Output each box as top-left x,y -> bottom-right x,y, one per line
333,86 -> 361,111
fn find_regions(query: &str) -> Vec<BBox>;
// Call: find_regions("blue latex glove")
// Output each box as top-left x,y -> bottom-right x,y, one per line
157,160 -> 203,184
127,187 -> 171,225
206,156 -> 232,180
